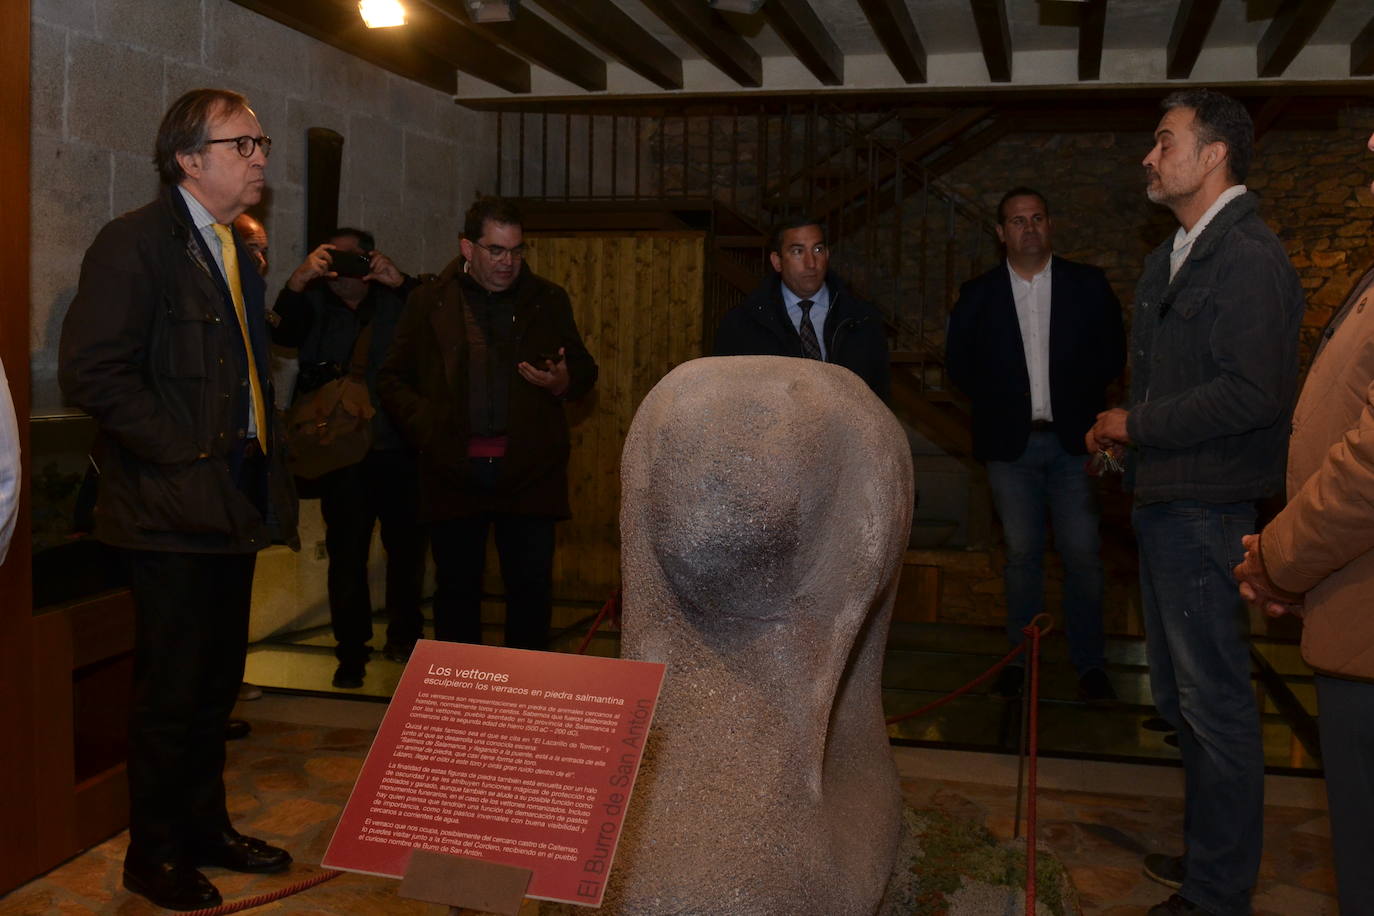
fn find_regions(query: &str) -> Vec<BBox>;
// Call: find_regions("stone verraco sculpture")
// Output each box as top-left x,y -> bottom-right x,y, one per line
607,355 -> 914,915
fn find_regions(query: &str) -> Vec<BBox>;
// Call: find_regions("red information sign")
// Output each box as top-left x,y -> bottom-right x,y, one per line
323,640 -> 665,907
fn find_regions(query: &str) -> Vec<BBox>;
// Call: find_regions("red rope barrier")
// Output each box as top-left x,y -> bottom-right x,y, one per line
184,868 -> 343,916
883,642 -> 1027,726
576,587 -> 622,655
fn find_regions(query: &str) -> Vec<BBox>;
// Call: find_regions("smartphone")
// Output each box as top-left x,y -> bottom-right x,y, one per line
538,351 -> 565,366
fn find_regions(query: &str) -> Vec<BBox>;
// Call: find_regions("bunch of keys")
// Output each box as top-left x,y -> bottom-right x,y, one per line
1091,448 -> 1125,475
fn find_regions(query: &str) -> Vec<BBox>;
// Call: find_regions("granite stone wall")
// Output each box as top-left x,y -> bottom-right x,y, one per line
941,109 -> 1374,371
29,0 -> 499,412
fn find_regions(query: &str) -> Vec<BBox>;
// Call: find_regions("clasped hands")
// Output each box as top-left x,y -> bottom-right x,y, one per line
1232,533 -> 1304,619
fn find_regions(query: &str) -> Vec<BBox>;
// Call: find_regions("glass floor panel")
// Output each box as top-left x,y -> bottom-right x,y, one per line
244,612 -> 1321,775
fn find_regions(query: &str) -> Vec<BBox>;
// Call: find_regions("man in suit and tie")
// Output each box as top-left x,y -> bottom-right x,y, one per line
714,215 -> 891,401
946,187 -> 1125,702
60,88 -> 298,910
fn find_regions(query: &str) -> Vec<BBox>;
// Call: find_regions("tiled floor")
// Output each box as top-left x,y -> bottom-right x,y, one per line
0,694 -> 1336,915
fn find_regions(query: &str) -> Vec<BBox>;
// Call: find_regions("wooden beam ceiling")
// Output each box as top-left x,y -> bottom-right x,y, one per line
1353,12 -> 1374,76
764,0 -> 844,86
402,1 -> 532,93
229,0 -> 459,92
856,0 -> 927,84
427,0 -> 606,91
536,0 -> 683,90
1257,0 -> 1337,78
637,0 -> 763,87
1077,0 -> 1107,82
1166,0 -> 1222,80
969,0 -> 1012,83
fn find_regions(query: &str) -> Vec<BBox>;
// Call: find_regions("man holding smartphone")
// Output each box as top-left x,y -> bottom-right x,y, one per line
380,196 -> 598,651
271,228 -> 428,688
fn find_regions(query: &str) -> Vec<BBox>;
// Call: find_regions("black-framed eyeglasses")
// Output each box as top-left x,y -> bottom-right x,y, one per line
206,135 -> 273,158
472,240 -> 526,261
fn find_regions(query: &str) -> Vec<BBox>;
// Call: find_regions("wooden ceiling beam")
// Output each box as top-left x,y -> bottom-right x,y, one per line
536,0 -> 683,90
637,0 -> 763,87
1257,0 -> 1337,78
1078,0 -> 1107,81
401,1 -> 532,93
1353,13 -> 1374,76
1166,0 -> 1222,80
969,0 -> 1012,82
765,0 -> 844,86
856,0 -> 927,83
426,0 -> 606,92
229,0 -> 459,92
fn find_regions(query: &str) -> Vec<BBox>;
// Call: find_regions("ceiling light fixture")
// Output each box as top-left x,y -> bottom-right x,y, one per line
358,0 -> 406,28
466,0 -> 519,23
707,0 -> 765,13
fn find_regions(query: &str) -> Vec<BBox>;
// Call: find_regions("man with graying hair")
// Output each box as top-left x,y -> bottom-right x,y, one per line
60,88 -> 298,910
1088,89 -> 1304,916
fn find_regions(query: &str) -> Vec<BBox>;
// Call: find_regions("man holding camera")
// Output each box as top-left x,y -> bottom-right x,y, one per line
270,228 -> 427,688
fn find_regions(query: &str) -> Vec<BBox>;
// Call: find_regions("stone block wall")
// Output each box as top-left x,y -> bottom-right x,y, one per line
941,109 -> 1374,372
29,0 -> 499,411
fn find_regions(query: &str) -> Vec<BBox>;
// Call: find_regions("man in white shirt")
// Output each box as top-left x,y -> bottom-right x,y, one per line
947,188 -> 1125,703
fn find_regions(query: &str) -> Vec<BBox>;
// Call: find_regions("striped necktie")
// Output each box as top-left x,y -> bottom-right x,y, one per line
798,299 -> 822,360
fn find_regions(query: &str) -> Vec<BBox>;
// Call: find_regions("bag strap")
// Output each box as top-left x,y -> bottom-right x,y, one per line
346,321 -> 376,380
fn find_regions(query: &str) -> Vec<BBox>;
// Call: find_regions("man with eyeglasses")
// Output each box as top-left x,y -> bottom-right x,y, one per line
714,214 -> 890,400
59,89 -> 297,910
380,196 -> 597,651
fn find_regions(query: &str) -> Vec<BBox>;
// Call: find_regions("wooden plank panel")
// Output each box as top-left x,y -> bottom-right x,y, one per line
525,232 -> 705,602
0,0 -> 39,893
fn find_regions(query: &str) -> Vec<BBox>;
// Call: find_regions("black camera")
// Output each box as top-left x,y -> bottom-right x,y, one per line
329,249 -> 372,278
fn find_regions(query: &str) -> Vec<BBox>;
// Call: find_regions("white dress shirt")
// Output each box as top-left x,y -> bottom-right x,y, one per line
1008,258 -> 1053,422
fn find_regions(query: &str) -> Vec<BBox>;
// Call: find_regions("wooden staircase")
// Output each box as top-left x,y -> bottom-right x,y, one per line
498,103 -> 1005,466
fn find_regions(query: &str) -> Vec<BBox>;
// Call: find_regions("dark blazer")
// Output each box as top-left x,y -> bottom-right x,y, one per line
59,184 -> 298,553
714,271 -> 891,402
377,258 -> 597,522
946,255 -> 1124,462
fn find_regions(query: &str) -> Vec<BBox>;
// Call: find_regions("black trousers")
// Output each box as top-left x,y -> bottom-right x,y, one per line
317,449 -> 427,663
122,548 -> 256,865
1317,674 -> 1374,914
429,508 -> 556,651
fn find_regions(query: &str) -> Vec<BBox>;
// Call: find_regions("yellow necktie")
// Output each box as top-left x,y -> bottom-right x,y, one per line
211,223 -> 268,450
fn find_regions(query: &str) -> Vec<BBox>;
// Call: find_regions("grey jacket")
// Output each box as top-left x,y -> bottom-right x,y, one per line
1126,191 -> 1303,505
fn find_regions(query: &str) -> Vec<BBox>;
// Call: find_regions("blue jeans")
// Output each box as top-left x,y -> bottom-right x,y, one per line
1133,500 -> 1262,916
986,431 -> 1105,673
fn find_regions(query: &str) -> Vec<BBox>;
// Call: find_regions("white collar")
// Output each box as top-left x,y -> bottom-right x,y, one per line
1173,184 -> 1247,253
